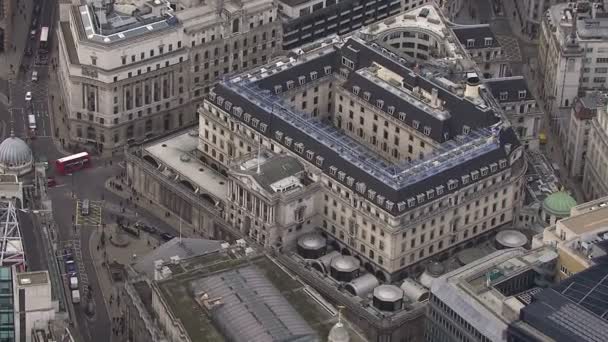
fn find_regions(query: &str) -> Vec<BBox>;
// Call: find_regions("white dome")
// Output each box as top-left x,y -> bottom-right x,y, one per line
328,322 -> 350,342
0,136 -> 33,176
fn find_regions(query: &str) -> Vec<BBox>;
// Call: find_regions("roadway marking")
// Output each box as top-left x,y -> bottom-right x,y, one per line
75,200 -> 103,227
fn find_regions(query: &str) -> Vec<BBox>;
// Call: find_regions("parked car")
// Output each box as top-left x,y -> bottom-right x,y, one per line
134,222 -> 157,234
46,177 -> 56,187
65,260 -> 77,276
160,233 -> 175,241
71,290 -> 80,304
69,276 -> 78,290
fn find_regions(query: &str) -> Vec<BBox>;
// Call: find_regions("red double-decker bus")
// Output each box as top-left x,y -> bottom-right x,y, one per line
55,152 -> 91,175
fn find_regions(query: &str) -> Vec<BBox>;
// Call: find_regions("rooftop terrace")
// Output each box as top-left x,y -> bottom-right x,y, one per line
77,0 -> 177,45
145,130 -> 228,202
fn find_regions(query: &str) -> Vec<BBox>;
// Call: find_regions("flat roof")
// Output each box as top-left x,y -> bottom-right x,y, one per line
145,131 -> 228,201
559,206 -> 608,235
157,253 -> 345,342
0,175 -> 17,183
16,271 -> 49,286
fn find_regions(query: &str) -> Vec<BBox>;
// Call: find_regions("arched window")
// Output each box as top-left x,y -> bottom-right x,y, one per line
232,19 -> 239,33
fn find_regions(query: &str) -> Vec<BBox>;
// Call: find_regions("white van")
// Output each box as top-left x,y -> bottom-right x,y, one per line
71,289 -> 81,304
28,114 -> 36,132
69,276 -> 78,290
31,70 -> 38,82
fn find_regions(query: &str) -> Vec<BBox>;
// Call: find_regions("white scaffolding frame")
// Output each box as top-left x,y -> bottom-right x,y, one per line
0,201 -> 24,268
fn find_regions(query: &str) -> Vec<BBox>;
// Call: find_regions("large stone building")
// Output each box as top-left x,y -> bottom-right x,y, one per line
452,25 -> 512,79
426,246 -> 558,342
278,0 -> 431,50
197,34 -> 526,281
57,0 -> 281,152
486,77 -> 542,150
564,92 -> 600,179
583,92 -> 608,199
538,1 -> 608,118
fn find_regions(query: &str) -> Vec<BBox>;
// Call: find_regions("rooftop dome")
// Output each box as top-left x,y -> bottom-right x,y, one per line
543,191 -> 577,217
0,135 -> 33,176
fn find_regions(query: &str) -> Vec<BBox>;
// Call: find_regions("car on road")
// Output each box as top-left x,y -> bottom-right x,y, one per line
24,47 -> 33,56
71,290 -> 80,304
65,260 -> 77,276
46,177 -> 56,187
134,222 -> 157,234
69,276 -> 78,290
160,232 -> 175,241
31,70 -> 38,82
25,92 -> 32,101
30,30 -> 36,40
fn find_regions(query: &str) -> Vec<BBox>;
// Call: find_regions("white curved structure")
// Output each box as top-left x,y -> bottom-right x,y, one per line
0,135 -> 33,176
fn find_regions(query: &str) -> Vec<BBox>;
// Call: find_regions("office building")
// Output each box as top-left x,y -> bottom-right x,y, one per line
583,92 -> 608,199
563,92 -> 600,179
538,1 -> 608,118
57,0 -> 280,152
486,77 -> 542,150
0,267 -> 56,342
278,0 -> 431,50
535,195 -> 608,280
452,25 -> 511,78
510,262 -> 608,342
426,247 -> 558,342
199,33 -> 527,280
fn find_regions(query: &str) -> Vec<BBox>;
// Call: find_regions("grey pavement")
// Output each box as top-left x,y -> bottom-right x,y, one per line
0,0 -> 34,80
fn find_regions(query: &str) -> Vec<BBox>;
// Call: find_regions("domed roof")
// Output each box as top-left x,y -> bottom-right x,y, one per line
297,233 -> 326,250
373,285 -> 404,302
496,230 -> 528,248
0,135 -> 32,167
328,322 -> 350,342
331,255 -> 360,272
543,191 -> 577,217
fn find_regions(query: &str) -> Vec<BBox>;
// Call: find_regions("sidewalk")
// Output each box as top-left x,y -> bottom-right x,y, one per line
46,53 -> 75,157
88,224 -> 157,342
104,176 -> 201,237
0,0 -> 34,81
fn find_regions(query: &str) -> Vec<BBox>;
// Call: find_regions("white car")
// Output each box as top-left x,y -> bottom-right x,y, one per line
25,92 -> 32,101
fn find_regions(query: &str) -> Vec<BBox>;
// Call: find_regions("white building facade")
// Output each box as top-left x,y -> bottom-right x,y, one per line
583,94 -> 608,200
57,0 -> 280,152
538,1 -> 608,119
198,36 -> 527,281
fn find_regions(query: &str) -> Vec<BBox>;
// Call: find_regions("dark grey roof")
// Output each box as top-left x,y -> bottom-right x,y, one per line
210,37 -> 520,216
238,155 -> 305,193
485,77 -> 535,103
520,264 -> 608,342
521,288 -> 608,342
190,265 -> 319,342
278,0 -> 314,7
452,25 -> 500,49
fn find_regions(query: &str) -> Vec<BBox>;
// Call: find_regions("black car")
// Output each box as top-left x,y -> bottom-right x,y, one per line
160,233 -> 175,241
24,47 -> 33,56
134,222 -> 157,234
